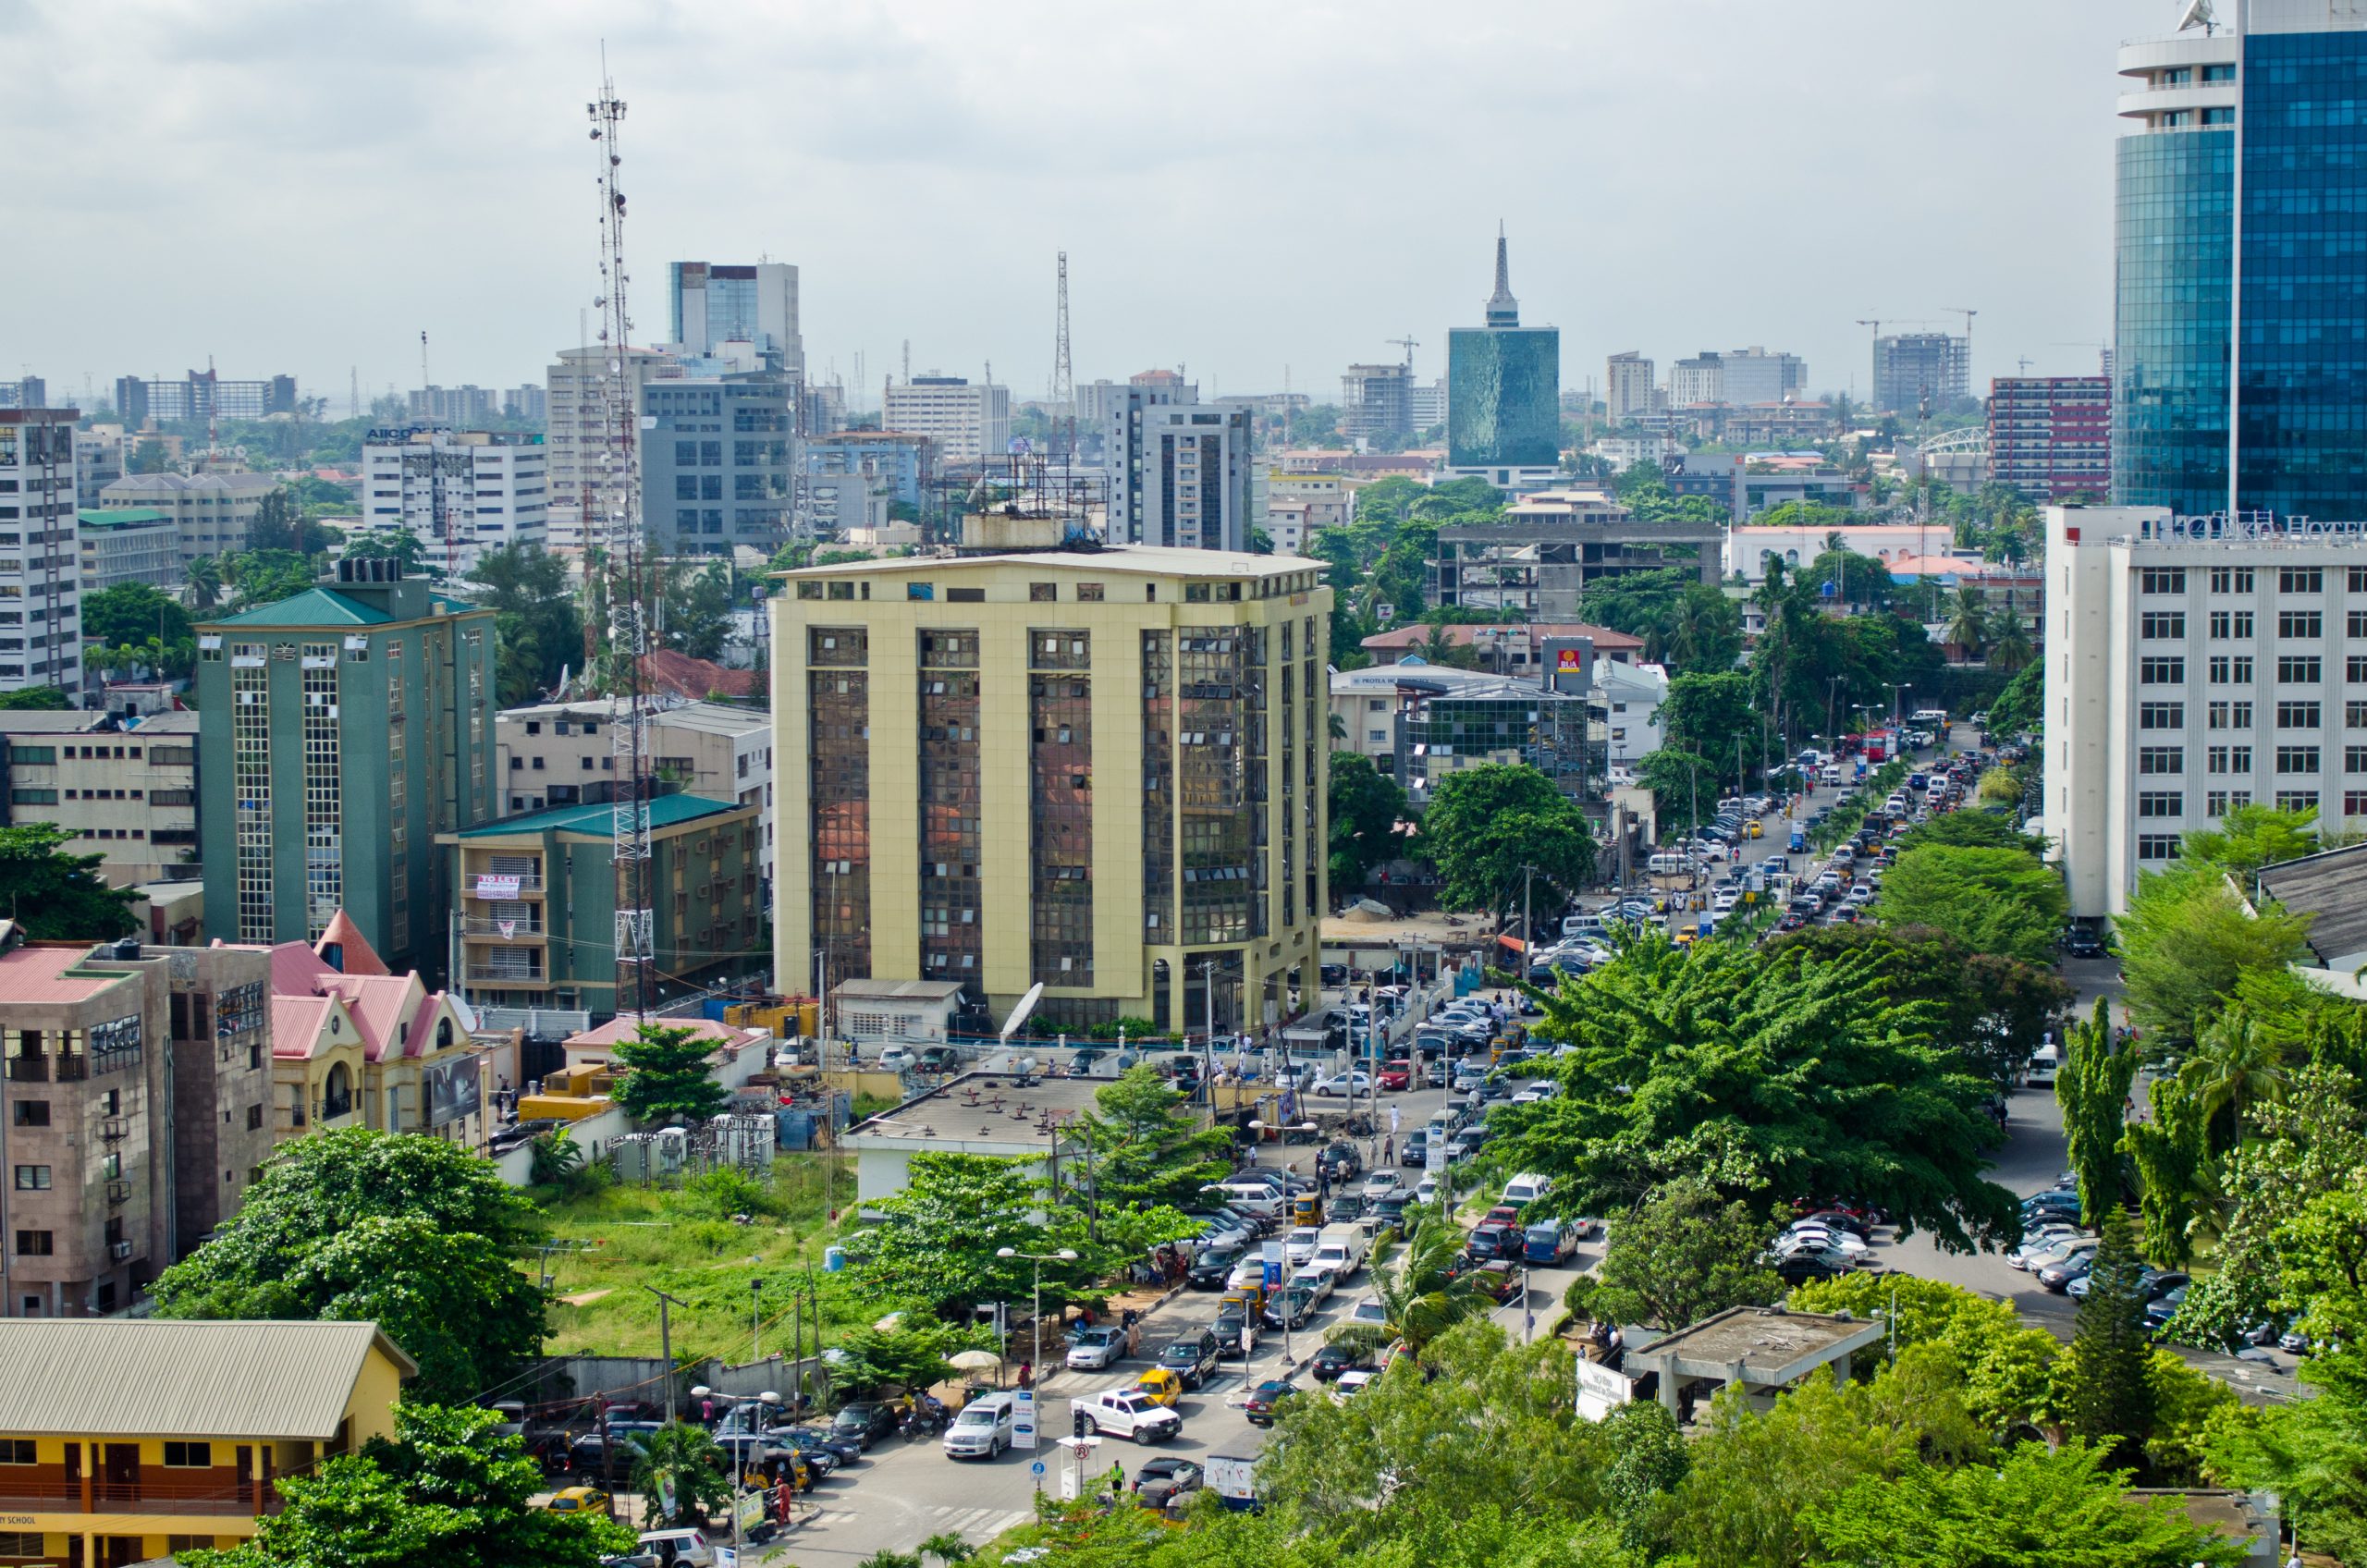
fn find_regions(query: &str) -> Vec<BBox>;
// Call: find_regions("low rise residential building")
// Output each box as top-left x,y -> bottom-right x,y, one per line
495,698 -> 773,887
0,931 -> 274,1319
1597,660 -> 1670,770
0,712 -> 200,887
76,508 -> 180,593
94,471 -> 276,566
0,1317 -> 411,1565
1587,434 -> 1683,474
1356,620 -> 1644,676
443,794 -> 761,1021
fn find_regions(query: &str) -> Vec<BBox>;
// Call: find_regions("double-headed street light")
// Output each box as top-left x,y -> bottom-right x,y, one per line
996,1246 -> 1079,1388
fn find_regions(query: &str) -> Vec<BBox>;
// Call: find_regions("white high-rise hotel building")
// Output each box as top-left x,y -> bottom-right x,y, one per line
2046,505 -> 2367,917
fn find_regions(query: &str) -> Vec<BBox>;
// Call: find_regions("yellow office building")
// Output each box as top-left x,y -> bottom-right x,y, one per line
772,545 -> 1331,1037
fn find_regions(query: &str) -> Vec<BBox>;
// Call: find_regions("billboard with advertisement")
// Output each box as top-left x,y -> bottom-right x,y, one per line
423,1052 -> 484,1129
1540,637 -> 1596,694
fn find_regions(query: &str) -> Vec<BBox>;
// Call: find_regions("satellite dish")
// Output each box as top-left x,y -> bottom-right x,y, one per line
2177,0 -> 2216,32
1000,983 -> 1046,1045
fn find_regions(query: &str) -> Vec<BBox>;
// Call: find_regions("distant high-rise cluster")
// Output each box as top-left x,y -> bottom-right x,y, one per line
114,370 -> 296,424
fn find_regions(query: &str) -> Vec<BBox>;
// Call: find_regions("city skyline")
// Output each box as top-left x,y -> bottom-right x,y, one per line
4,1 -> 2163,414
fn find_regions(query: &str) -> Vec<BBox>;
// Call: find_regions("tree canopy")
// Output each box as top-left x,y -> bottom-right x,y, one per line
1873,841 -> 2068,964
151,1128 -> 547,1403
609,1022 -> 730,1125
1326,751 -> 1408,892
0,824 -> 141,938
463,544 -> 584,705
1075,1064 -> 1234,1213
188,1403 -> 632,1568
1564,1180 -> 1779,1330
2115,863 -> 2312,1047
1495,931 -> 2017,1250
1413,763 -> 1596,921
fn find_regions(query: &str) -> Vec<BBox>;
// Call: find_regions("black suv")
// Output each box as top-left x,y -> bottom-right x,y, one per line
1158,1329 -> 1221,1389
1310,1341 -> 1372,1382
1318,1142 -> 1363,1181
1187,1244 -> 1243,1291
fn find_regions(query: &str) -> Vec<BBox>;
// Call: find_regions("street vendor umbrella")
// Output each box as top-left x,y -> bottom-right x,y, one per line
947,1349 -> 1001,1372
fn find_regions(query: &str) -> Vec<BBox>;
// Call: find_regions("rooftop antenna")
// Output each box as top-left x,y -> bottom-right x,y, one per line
349,366 -> 361,421
419,329 -> 430,398
588,49 -> 655,1022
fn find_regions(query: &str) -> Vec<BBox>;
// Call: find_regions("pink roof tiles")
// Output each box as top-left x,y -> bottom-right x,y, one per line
313,911 -> 388,976
0,947 -> 136,1006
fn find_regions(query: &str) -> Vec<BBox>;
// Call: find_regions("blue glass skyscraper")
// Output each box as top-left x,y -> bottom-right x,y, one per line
1446,230 -> 1561,487
2113,2 -> 2367,521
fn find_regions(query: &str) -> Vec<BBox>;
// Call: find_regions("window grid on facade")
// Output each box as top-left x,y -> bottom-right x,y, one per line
2278,655 -> 2323,683
1028,631 -> 1094,986
301,643 -> 342,939
809,628 -> 870,980
917,631 -> 982,991
2140,656 -> 2186,684
2140,701 -> 2186,729
1177,630 -> 1253,947
231,643 -> 273,940
1142,631 -> 1174,937
2141,611 -> 2187,639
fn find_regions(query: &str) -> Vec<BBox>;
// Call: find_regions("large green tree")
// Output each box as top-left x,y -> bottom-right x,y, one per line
2115,864 -> 2312,1046
1654,670 -> 1762,781
1498,932 -> 2017,1249
1563,1179 -> 1780,1330
1413,763 -> 1596,922
1327,751 -> 1408,892
81,581 -> 194,651
464,544 -> 584,705
1074,1063 -> 1233,1213
845,1151 -> 1089,1318
151,1129 -> 547,1403
2180,802 -> 2322,880
188,1403 -> 632,1568
2058,998 -> 2139,1225
1873,842 -> 2067,964
610,1023 -> 730,1125
0,824 -> 141,937
663,559 -> 736,662
2062,1207 -> 2160,1471
1634,747 -> 1715,834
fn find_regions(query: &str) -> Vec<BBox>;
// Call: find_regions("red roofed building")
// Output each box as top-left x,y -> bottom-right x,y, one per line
638,649 -> 759,702
247,913 -> 491,1150
1358,620 -> 1643,676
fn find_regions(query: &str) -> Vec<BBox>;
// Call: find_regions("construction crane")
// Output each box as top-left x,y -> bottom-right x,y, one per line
586,58 -> 656,1022
1387,336 -> 1419,371
1944,307 -> 1979,394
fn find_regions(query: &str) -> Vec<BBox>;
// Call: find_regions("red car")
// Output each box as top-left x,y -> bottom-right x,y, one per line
1379,1059 -> 1412,1092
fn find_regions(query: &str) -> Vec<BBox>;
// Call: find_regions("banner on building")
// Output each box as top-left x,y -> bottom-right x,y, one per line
474,875 -> 521,900
423,1052 -> 484,1129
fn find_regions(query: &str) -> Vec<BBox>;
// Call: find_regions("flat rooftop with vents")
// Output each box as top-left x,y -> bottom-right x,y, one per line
845,1069 -> 1105,1203
1622,1305 -> 1883,1419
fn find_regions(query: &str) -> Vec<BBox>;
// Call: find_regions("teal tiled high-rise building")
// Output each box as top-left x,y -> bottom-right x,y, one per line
1447,229 -> 1561,488
196,558 -> 497,981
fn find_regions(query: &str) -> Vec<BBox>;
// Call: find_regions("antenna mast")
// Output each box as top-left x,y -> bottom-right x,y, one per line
589,60 -> 656,1020
1052,251 -> 1075,463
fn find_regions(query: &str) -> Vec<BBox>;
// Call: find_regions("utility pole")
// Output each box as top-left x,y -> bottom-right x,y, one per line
643,1285 -> 688,1425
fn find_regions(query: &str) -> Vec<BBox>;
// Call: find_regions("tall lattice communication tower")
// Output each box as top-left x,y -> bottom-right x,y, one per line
588,66 -> 656,1018
1051,251 -> 1075,463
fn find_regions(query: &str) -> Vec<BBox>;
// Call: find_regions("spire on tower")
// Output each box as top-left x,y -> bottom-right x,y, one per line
1485,224 -> 1520,328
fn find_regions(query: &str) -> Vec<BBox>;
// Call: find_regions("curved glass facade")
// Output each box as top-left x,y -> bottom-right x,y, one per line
2113,128 -> 2234,515
2234,31 -> 2367,522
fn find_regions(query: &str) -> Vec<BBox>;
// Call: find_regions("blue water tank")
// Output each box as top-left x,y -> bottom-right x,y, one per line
824,1245 -> 848,1273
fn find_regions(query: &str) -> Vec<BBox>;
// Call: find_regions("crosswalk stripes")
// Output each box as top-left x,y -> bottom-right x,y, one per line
922,1504 -> 1036,1538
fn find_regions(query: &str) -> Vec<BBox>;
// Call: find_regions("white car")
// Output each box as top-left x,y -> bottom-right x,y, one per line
1313,1072 -> 1372,1097
1284,1225 -> 1323,1267
1413,1172 -> 1441,1205
1076,1389 -> 1182,1445
1780,1225 -> 1869,1261
1711,889 -> 1738,913
1226,1256 -> 1268,1291
1334,1369 -> 1379,1399
1361,1170 -> 1406,1202
1065,1325 -> 1130,1370
1300,1265 -> 1339,1304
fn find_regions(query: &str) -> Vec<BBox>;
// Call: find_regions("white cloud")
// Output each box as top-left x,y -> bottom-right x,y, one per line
0,0 -> 2160,410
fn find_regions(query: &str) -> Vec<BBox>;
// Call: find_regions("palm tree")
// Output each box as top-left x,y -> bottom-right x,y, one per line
1944,585 -> 1991,661
1334,1204 -> 1491,1358
1329,710 -> 1349,741
183,554 -> 223,613
1987,606 -> 2035,673
917,1534 -> 975,1565
630,1421 -> 731,1528
2191,1009 -> 2286,1147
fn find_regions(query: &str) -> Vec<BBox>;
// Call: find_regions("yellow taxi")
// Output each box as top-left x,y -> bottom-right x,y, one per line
1745,819 -> 1763,839
545,1486 -> 612,1517
1135,1367 -> 1184,1407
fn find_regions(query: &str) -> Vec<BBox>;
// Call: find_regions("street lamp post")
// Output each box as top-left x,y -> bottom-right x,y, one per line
690,1386 -> 780,1552
996,1246 -> 1079,1390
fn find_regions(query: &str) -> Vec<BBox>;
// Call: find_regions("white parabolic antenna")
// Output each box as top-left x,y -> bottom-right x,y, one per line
1000,983 -> 1046,1045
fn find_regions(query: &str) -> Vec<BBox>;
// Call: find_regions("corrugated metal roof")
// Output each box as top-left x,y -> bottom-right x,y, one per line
0,1320 -> 415,1439
2258,842 -> 2367,966
0,947 -> 140,1006
454,792 -> 745,839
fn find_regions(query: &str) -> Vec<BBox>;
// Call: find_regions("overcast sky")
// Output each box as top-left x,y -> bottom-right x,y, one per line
1,0 -> 2172,415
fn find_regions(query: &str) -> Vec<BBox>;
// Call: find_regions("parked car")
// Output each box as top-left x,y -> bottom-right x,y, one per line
1066,1325 -> 1132,1371
1212,1307 -> 1263,1356
942,1393 -> 1018,1460
1361,1170 -> 1406,1202
1399,1131 -> 1429,1169
1310,1341 -> 1373,1382
829,1401 -> 901,1449
1467,1219 -> 1519,1261
1187,1243 -> 1244,1290
1318,1142 -> 1364,1181
1076,1389 -> 1183,1445
1243,1379 -> 1297,1427
1378,1059 -> 1412,1092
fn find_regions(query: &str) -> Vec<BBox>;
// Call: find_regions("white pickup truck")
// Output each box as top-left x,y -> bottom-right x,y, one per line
1074,1388 -> 1183,1444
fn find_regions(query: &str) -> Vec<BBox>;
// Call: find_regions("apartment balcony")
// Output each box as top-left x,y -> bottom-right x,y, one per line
464,871 -> 545,897
460,915 -> 546,937
466,965 -> 550,987
6,1056 -> 46,1083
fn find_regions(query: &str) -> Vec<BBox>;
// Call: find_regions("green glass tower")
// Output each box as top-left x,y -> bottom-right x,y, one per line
1448,230 -> 1561,475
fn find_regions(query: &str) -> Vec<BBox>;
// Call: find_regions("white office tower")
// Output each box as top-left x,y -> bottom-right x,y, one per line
2046,504 -> 2367,917
543,345 -> 678,554
360,427 -> 548,580
0,410 -> 82,695
1104,386 -> 1252,552
882,376 -> 1010,465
